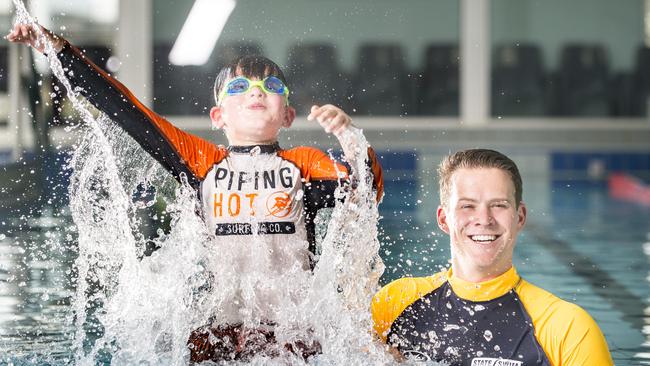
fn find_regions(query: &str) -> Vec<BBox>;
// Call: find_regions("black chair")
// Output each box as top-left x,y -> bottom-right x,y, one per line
153,42 -> 222,115
351,43 -> 410,116
416,44 -> 459,115
554,44 -> 612,116
630,46 -> 650,116
212,41 -> 264,69
611,70 -> 636,116
0,45 -> 7,93
78,45 -> 114,71
285,43 -> 350,114
491,43 -> 547,116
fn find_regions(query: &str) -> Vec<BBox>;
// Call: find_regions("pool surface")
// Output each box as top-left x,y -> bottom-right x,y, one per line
1,177 -> 650,364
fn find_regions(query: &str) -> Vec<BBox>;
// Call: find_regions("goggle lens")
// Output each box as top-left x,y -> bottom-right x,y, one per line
227,78 -> 250,94
263,77 -> 285,94
224,76 -> 287,96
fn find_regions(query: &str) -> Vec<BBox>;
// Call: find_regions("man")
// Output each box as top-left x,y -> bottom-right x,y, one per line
372,149 -> 612,365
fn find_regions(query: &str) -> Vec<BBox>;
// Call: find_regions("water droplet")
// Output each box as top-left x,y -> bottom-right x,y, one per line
483,330 -> 493,342
443,324 -> 460,332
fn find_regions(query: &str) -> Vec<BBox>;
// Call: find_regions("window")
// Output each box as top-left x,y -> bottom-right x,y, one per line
152,0 -> 460,116
491,0 -> 645,117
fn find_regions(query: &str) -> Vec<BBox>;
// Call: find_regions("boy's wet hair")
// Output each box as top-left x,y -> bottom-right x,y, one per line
438,149 -> 523,208
213,55 -> 289,105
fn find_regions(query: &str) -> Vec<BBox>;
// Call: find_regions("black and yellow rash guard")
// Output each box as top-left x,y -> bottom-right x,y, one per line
372,267 -> 613,365
54,42 -> 383,264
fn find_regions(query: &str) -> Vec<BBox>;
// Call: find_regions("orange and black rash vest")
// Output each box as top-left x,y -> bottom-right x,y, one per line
55,42 -> 384,261
372,267 -> 613,366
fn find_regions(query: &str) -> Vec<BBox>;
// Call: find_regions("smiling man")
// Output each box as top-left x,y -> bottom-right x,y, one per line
372,149 -> 613,365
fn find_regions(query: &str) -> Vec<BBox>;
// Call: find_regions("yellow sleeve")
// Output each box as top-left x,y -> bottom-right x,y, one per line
371,274 -> 444,342
517,281 -> 613,366
553,304 -> 613,366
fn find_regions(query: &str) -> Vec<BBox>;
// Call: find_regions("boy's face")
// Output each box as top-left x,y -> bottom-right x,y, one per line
210,70 -> 295,145
437,167 -> 526,282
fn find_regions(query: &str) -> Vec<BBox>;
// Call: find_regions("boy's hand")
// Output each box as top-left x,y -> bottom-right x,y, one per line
308,104 -> 352,137
5,23 -> 65,53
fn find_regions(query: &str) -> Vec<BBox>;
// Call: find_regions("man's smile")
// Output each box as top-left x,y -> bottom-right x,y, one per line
468,234 -> 501,244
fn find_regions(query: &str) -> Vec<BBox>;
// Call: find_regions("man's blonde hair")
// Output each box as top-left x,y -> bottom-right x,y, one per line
438,149 -> 523,208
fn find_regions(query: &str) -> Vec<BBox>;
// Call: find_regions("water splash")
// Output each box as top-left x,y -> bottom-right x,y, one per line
12,2 -> 394,364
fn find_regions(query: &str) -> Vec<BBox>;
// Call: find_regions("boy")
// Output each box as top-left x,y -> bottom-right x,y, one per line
7,23 -> 383,362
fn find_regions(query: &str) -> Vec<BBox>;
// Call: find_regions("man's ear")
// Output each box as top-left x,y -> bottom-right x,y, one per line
210,106 -> 226,129
437,206 -> 450,234
283,106 -> 296,128
517,202 -> 527,229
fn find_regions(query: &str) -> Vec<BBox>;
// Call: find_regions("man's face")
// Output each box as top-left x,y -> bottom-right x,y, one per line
210,73 -> 295,145
437,167 -> 526,281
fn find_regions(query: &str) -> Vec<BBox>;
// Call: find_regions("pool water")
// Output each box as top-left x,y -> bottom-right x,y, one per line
1,179 -> 650,365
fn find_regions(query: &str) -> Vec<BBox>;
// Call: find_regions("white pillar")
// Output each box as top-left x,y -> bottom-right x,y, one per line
117,0 -> 152,105
645,0 -> 650,47
643,0 -> 650,116
460,0 -> 490,126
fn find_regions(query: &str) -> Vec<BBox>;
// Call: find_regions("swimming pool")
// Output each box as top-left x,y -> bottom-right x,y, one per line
1,164 -> 649,364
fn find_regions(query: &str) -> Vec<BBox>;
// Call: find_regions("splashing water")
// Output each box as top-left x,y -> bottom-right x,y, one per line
12,2 -> 396,364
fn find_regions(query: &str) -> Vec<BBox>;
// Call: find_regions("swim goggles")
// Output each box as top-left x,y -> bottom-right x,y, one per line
219,76 -> 290,105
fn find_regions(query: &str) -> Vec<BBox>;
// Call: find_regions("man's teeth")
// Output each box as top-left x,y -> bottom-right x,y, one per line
470,235 -> 497,242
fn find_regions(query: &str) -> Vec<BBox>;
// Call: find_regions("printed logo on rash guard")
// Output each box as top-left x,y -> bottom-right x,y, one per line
213,167 -> 293,191
215,222 -> 296,236
267,192 -> 292,218
202,158 -> 304,238
210,167 -> 298,219
471,358 -> 523,366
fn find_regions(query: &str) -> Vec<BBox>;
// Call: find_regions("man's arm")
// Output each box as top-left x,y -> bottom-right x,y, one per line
6,23 -> 224,187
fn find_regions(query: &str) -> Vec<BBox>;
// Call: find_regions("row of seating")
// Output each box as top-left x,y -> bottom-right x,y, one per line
3,43 -> 649,117
149,41 -> 650,117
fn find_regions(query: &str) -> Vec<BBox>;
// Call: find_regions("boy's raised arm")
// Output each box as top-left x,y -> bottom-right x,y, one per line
308,104 -> 383,201
6,23 -> 225,188
6,23 -> 65,53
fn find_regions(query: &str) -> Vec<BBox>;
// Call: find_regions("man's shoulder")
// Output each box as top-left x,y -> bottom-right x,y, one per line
518,279 -> 602,338
518,279 -> 613,365
372,271 -> 447,314
378,272 -> 446,297
371,271 -> 447,341
518,279 -> 586,317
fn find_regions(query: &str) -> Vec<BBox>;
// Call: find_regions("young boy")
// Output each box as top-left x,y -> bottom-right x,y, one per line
7,24 -> 383,362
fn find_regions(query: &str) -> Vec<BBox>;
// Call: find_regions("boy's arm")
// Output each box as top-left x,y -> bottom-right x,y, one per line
6,24 -> 224,187
308,105 -> 384,201
334,126 -> 384,202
